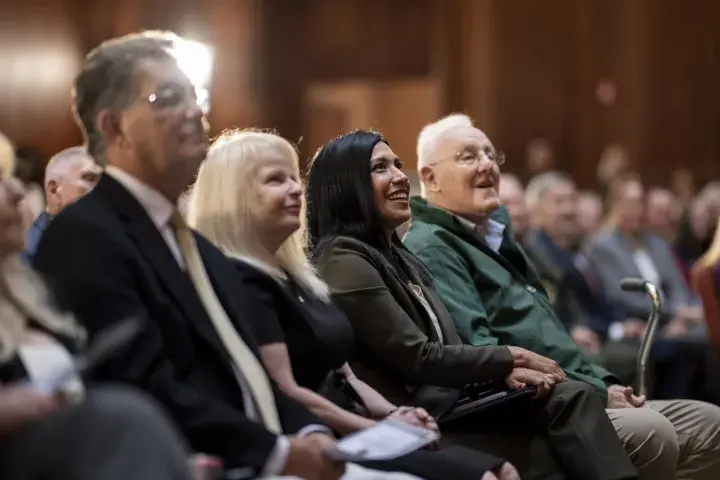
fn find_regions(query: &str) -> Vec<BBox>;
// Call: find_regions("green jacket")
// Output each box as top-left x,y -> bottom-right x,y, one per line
403,197 -> 620,402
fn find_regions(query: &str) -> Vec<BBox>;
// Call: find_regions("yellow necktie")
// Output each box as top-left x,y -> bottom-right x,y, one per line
170,212 -> 282,434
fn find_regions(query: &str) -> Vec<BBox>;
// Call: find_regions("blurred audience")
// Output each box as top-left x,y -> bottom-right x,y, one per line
674,195 -> 715,285
585,174 -> 704,340
692,222 -> 720,350
576,190 -> 604,238
405,113 -> 720,480
20,146 -> 100,264
645,187 -> 679,242
497,173 -> 529,236
584,174 -> 720,402
521,172 -> 638,385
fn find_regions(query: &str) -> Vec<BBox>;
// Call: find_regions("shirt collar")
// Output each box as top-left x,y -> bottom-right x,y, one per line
451,212 -> 506,253
104,166 -> 176,229
453,213 -> 506,237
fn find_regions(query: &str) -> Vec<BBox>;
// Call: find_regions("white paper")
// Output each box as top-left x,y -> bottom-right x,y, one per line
326,420 -> 439,462
18,344 -> 83,395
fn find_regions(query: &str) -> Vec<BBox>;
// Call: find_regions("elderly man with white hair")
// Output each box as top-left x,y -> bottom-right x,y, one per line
403,113 -> 720,480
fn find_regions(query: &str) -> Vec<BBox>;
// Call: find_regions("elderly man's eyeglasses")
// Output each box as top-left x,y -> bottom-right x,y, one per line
454,145 -> 506,167
148,85 -> 210,114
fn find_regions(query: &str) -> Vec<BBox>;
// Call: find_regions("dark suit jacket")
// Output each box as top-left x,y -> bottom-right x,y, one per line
584,230 -> 696,322
314,236 -> 514,415
32,174 -> 323,474
522,230 -> 614,337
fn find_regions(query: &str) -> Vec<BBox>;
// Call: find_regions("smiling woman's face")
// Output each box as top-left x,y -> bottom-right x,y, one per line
369,142 -> 411,231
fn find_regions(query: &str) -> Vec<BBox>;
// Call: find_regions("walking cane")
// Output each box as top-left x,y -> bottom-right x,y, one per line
620,278 -> 663,399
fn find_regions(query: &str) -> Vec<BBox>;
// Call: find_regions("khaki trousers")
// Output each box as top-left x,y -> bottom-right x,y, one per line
607,399 -> 720,480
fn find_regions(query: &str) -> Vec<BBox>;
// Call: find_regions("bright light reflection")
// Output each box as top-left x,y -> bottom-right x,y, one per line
174,39 -> 214,88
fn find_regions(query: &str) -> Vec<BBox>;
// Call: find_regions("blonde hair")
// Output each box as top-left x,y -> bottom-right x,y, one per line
416,113 -> 474,197
187,129 -> 329,301
0,256 -> 86,363
698,220 -> 720,269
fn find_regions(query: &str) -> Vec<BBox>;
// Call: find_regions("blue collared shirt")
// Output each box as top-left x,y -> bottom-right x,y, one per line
21,211 -> 53,265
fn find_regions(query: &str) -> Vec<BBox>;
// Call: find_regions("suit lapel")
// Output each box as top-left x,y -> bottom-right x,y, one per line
95,175 -> 228,354
610,233 -> 643,279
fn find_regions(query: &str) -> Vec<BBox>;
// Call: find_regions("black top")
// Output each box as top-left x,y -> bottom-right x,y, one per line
230,259 -> 354,391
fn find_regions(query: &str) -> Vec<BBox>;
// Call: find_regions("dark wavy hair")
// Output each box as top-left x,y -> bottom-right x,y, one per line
305,129 -> 432,284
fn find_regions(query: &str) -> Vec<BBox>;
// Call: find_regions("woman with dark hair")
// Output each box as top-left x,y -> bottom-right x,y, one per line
306,130 -> 639,480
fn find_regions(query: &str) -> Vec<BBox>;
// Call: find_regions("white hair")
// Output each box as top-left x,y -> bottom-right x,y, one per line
525,171 -> 573,210
416,113 -> 474,197
44,146 -> 92,188
187,129 -> 330,301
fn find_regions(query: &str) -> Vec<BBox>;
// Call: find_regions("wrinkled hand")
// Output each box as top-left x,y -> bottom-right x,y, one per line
0,386 -> 63,438
505,367 -> 556,398
606,385 -> 646,409
482,462 -> 521,480
388,406 -> 439,434
665,317 -> 688,338
622,319 -> 647,339
571,326 -> 600,355
284,433 -> 345,480
506,346 -> 566,382
675,306 -> 703,325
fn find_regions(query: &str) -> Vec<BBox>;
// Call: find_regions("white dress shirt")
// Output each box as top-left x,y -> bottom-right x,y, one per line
104,167 -> 329,476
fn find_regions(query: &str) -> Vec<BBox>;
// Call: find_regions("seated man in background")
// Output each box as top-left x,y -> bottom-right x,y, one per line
576,190 -> 604,238
645,187 -> 679,242
404,113 -> 720,480
21,146 -> 101,264
585,174 -> 720,402
497,173 -> 529,239
521,172 -> 638,385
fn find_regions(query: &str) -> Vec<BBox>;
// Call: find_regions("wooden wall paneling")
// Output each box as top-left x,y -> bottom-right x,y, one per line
646,0 -> 718,185
492,0 -> 572,177
206,0 -> 262,132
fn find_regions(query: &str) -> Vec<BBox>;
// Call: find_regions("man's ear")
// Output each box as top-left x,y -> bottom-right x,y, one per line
45,179 -> 59,199
96,109 -> 122,146
419,164 -> 440,193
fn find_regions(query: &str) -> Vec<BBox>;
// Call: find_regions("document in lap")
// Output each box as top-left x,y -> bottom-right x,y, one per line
325,419 -> 440,462
439,386 -> 537,423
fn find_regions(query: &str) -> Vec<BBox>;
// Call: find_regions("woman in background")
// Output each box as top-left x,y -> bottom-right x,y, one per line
186,128 -> 519,480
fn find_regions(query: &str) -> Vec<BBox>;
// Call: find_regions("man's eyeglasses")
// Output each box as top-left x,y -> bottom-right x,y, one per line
453,145 -> 506,167
148,85 -> 210,114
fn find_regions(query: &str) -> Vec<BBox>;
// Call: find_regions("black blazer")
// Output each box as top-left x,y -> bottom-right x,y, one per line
32,174 -> 323,474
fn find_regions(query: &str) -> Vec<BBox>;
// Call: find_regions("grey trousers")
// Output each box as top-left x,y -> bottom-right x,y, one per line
0,386 -> 193,480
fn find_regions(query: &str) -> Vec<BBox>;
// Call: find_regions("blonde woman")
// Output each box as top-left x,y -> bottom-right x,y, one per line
187,129 -> 519,480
